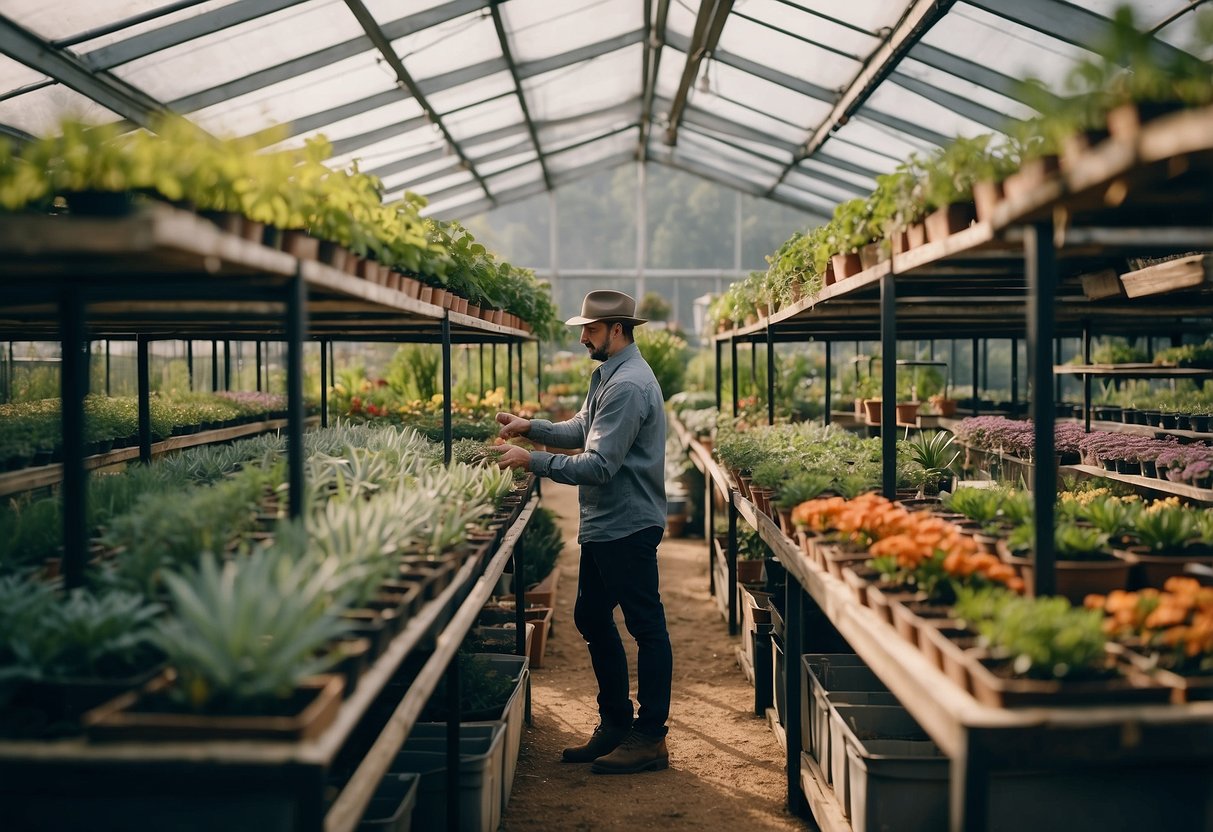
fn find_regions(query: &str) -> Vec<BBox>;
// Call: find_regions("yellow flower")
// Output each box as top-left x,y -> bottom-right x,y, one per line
430,393 -> 444,405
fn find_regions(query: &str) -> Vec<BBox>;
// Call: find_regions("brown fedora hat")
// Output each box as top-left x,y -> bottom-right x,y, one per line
564,290 -> 648,326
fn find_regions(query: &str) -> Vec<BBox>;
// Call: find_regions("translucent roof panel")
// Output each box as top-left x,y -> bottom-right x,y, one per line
798,158 -> 878,192
536,100 -> 638,146
785,168 -> 869,204
444,95 -> 527,143
428,73 -> 517,116
3,0 -> 241,43
522,44 -> 641,123
503,0 -> 641,64
0,84 -> 118,136
862,84 -> 1000,142
0,53 -> 47,96
665,0 -> 704,43
68,1 -> 247,54
390,9 -> 501,80
716,11 -> 861,91
895,59 -> 1038,121
328,124 -> 443,172
738,0 -> 880,59
925,5 -> 1090,92
189,53 -> 404,137
110,1 -> 363,104
381,157 -> 464,194
547,127 -> 639,176
479,150 -> 538,177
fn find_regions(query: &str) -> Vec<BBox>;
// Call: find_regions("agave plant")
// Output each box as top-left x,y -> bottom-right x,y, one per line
154,549 -> 350,713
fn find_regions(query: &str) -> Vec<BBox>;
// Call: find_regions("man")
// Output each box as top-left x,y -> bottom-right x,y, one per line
496,289 -> 672,775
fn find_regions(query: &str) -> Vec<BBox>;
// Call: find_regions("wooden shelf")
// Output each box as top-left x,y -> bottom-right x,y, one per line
1058,416 -> 1213,444
1063,464 -> 1213,504
1054,364 -> 1213,379
800,751 -> 853,832
0,203 -> 535,342
0,417 -> 319,498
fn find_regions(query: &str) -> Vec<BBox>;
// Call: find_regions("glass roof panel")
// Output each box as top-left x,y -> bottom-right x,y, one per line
536,101 -> 638,146
863,83 -> 1001,141
770,181 -> 839,216
0,84 -> 119,136
69,1 -> 246,53
665,0 -> 703,42
3,0 -> 233,42
503,0 -> 640,64
329,124 -> 442,171
0,53 -> 47,96
925,5 -> 1089,92
444,95 -> 526,142
740,0 -> 880,59
716,12 -> 860,90
548,128 -> 637,175
391,10 -> 501,80
811,131 -> 900,175
895,58 -> 1037,120
798,158 -> 877,191
784,168 -> 868,204
791,0 -> 903,33
680,130 -> 784,178
361,0 -> 451,18
381,157 -> 463,192
111,0 -> 363,103
429,73 -> 516,116
654,45 -> 686,102
260,99 -> 424,153
522,44 -> 640,122
480,150 -> 537,177
467,132 -> 531,160
486,160 -> 543,192
189,53 -> 402,136
679,111 -> 793,164
835,113 -> 944,160
703,61 -> 833,130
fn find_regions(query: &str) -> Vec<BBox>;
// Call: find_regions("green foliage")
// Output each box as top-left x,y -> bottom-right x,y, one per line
1155,340 -> 1213,369
638,292 -> 672,321
776,471 -> 833,510
636,329 -> 688,400
942,487 -> 1006,525
952,587 -> 1108,680
153,550 -> 350,713
1131,505 -> 1200,552
736,527 -> 771,561
519,507 -> 564,588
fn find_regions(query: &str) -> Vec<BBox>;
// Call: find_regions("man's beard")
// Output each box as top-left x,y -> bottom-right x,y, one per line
587,341 -> 609,362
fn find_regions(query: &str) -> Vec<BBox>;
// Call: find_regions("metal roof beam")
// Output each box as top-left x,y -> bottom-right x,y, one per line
859,109 -> 951,147
518,27 -> 644,79
647,145 -> 829,218
664,0 -> 735,146
55,0 -> 213,49
665,31 -> 834,102
886,70 -> 1013,132
329,114 -> 429,158
0,15 -> 175,130
342,0 -> 492,204
488,0 -> 551,190
639,0 -> 670,159
731,8 -> 861,61
767,0 -> 956,195
679,106 -> 799,154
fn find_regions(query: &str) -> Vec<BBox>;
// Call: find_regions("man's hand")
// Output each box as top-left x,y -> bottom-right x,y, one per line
497,444 -> 532,472
496,411 -> 531,440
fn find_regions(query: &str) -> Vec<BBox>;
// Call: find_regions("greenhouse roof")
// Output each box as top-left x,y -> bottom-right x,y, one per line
0,0 -> 1208,221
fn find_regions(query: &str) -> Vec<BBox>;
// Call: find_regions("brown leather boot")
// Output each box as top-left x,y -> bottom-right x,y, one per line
561,722 -> 631,763
590,729 -> 669,774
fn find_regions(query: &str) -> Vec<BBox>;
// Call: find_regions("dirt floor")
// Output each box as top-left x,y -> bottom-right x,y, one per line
501,482 -> 804,831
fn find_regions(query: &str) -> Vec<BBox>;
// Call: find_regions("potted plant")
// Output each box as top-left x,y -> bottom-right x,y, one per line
902,431 -> 960,496
1000,521 -> 1132,604
85,550 -> 348,741
775,472 -> 833,534
1120,504 -> 1213,587
736,527 -> 769,585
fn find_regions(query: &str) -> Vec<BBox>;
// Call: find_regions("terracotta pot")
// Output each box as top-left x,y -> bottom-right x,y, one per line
418,285 -> 434,304
830,252 -> 862,281
343,254 -> 361,276
466,303 -> 481,319
972,180 -> 1003,224
400,277 -> 421,299
931,398 -> 958,418
1106,101 -> 1184,141
357,258 -> 380,283
891,229 -> 911,255
906,223 -> 927,249
493,309 -> 505,326
385,272 -> 402,291
895,402 -> 920,424
858,241 -> 883,270
924,201 -> 976,243
241,220 -> 265,244
736,559 -> 764,584
282,229 -> 320,261
863,398 -> 882,424
1001,155 -> 1059,202
823,260 -> 837,287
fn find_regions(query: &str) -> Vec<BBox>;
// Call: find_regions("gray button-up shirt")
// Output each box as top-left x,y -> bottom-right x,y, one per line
528,342 -> 666,544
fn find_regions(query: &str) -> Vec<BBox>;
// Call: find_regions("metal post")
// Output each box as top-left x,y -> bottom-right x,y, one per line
1082,323 -> 1092,433
766,327 -> 775,426
785,579 -> 805,815
535,341 -> 542,404
465,344 -> 472,391
479,343 -> 485,396
714,339 -> 723,411
823,340 -> 832,427
1010,338 -> 1019,410
929,339 -> 935,361
61,292 -> 87,591
881,274 -> 897,499
707,470 -> 716,595
223,339 -> 231,391
211,340 -> 219,392
731,337 -> 739,418
1054,339 -> 1063,404
492,343 -> 498,391
980,337 -> 988,393
442,317 -> 453,465
187,340 -> 194,391
971,338 -> 980,416
104,340 -> 111,396
750,340 -> 757,400
320,340 -> 329,429
507,339 -> 514,406
286,272 -> 307,519
726,491 -> 738,636
137,336 -> 151,464
636,161 -> 647,302
445,654 -> 461,832
255,341 -> 263,392
734,189 -> 743,276
1026,221 -> 1056,597
517,340 -> 525,405
515,525 -> 527,657
549,190 -> 560,284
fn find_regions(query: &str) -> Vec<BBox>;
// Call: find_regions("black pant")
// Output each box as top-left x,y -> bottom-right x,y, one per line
575,526 -> 672,737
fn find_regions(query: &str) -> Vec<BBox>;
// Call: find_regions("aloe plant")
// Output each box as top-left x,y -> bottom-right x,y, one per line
154,550 -> 350,712
1132,505 -> 1199,552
